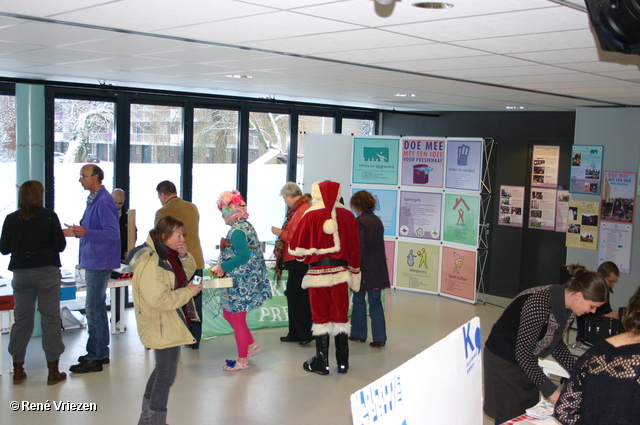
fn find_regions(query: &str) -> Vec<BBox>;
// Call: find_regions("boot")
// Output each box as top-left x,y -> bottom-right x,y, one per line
137,397 -> 151,425
149,409 -> 168,425
13,362 -> 26,385
47,360 -> 67,385
335,333 -> 349,373
303,333 -> 330,375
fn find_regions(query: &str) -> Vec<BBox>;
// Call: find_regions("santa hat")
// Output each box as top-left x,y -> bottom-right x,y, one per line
312,181 -> 340,235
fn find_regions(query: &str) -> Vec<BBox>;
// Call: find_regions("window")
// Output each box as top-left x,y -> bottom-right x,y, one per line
53,98 -> 115,272
0,94 -> 16,275
342,118 -> 375,136
192,107 -> 239,266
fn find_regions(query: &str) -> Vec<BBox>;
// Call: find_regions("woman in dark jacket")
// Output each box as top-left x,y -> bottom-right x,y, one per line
0,180 -> 67,385
348,190 -> 390,347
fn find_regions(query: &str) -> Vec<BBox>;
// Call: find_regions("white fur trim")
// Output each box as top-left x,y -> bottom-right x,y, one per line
348,271 -> 361,293
332,322 -> 351,336
301,269 -> 351,289
323,218 -> 338,234
312,323 -> 332,336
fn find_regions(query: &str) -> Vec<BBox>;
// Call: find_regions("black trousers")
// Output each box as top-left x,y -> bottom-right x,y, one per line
284,261 -> 312,341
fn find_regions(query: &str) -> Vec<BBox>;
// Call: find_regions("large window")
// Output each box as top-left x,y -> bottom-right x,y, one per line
342,118 -> 375,136
129,103 -> 183,245
247,111 -> 290,259
53,98 -> 115,273
0,94 -> 16,277
192,107 -> 239,266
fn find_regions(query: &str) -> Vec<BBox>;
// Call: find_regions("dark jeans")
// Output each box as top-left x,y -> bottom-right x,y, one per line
188,269 -> 203,346
9,266 -> 65,362
350,289 -> 387,342
144,346 -> 180,412
84,269 -> 112,360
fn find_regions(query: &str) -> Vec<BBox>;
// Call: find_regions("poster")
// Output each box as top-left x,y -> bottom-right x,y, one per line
395,242 -> 440,292
529,188 -> 557,231
531,145 -> 560,188
442,193 -> 480,247
352,188 -> 398,236
384,240 -> 396,285
400,137 -> 445,188
570,145 -> 603,195
598,222 -> 632,274
555,190 -> 570,233
445,138 -> 483,191
600,171 -> 636,224
440,246 -> 477,303
352,137 -> 400,185
398,191 -> 442,240
498,185 -> 525,227
566,199 -> 600,250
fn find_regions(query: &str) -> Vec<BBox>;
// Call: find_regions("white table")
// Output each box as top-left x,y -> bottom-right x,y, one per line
107,278 -> 131,335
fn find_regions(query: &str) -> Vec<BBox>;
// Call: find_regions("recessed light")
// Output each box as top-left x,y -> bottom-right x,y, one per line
412,2 -> 454,9
226,74 -> 252,79
506,106 -> 525,110
395,93 -> 416,97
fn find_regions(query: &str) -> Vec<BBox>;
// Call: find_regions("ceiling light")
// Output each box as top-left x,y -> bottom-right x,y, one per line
505,106 -> 525,110
412,2 -> 455,9
374,0 -> 395,5
226,74 -> 252,79
395,93 -> 416,97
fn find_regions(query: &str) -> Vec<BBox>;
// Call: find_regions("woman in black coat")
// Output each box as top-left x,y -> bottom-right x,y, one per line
348,190 -> 390,347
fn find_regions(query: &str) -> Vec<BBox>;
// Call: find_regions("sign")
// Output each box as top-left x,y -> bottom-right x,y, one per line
352,188 -> 398,236
440,246 -> 477,303
445,138 -> 483,191
600,171 -> 636,224
400,137 -> 445,188
352,137 -> 400,185
531,145 -> 560,188
570,145 -> 603,195
529,188 -> 557,231
598,222 -> 633,274
566,199 -> 600,250
499,185 -> 525,228
395,242 -> 440,292
398,191 -> 442,240
442,193 -> 480,247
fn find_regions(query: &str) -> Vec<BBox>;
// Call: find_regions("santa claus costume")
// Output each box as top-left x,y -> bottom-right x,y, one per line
288,181 -> 361,375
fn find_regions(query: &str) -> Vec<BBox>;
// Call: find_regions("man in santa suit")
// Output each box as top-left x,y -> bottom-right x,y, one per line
288,180 -> 361,375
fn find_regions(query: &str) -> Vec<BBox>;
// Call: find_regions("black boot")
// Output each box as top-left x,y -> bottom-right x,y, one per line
303,334 -> 330,375
335,333 -> 349,373
13,362 -> 26,385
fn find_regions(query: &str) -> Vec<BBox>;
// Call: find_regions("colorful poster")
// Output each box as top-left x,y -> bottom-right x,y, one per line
598,222 -> 633,274
384,240 -> 396,286
440,246 -> 477,303
442,193 -> 480,247
529,188 -> 557,231
555,190 -> 570,233
398,191 -> 442,240
352,137 -> 400,185
531,145 -> 560,188
444,138 -> 483,191
499,185 -> 525,227
352,188 -> 398,236
600,171 -> 636,224
395,242 -> 440,292
400,137 -> 445,188
570,145 -> 603,195
566,199 -> 600,250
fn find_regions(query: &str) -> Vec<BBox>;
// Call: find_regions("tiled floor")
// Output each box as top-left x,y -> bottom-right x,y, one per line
2,289 -> 509,425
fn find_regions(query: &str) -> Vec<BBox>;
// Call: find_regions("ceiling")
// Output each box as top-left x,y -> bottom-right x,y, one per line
0,0 -> 639,112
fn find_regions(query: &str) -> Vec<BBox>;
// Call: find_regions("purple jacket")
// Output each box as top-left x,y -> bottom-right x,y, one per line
79,186 -> 121,271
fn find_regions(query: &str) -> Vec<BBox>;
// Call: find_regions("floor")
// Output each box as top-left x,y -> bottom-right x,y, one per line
2,289 -> 510,425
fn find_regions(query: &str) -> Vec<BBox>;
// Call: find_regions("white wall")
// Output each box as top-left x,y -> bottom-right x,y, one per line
567,107 -> 640,310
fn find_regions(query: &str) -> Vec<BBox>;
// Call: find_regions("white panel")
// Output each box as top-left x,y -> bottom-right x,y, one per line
302,134 -> 353,201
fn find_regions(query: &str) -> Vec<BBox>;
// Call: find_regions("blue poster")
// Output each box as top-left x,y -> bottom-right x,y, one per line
352,137 -> 400,185
570,145 -> 603,195
351,187 -> 398,236
444,138 -> 483,191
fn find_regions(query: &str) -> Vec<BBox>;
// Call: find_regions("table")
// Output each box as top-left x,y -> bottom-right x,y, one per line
0,279 -> 15,376
107,278 -> 131,335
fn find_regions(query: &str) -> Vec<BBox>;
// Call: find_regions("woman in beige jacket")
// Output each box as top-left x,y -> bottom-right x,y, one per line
130,216 -> 202,425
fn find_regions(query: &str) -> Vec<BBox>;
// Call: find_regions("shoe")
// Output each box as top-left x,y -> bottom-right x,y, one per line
348,336 -> 366,342
299,338 -> 314,346
69,360 -> 103,374
248,344 -> 262,359
369,341 -> 386,348
13,362 -> 26,385
47,360 -> 67,385
77,355 -> 110,364
280,336 -> 299,343
191,343 -> 200,349
223,359 -> 250,371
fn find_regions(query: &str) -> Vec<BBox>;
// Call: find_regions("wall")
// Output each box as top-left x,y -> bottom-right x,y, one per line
382,111 -> 576,297
567,107 -> 640,311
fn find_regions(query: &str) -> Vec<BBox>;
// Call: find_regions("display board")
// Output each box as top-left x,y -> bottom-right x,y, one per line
351,187 -> 398,236
398,191 -> 442,240
531,145 -> 560,188
600,171 -> 636,224
570,145 -> 603,194
566,199 -> 600,250
440,246 -> 477,303
445,138 -> 483,191
598,222 -> 633,274
400,137 -> 445,188
529,188 -> 557,231
352,137 -> 400,185
395,241 -> 440,293
442,193 -> 480,247
499,185 -> 525,228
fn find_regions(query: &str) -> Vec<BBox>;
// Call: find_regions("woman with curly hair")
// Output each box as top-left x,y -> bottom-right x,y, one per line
213,190 -> 272,371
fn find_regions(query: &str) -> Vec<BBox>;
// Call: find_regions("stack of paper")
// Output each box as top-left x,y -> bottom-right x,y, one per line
526,399 -> 555,419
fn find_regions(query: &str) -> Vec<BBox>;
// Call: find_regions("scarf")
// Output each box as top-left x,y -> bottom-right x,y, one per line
274,196 -> 309,282
156,241 -> 197,327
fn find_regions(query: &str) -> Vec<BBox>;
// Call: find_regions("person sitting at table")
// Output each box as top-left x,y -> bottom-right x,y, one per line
483,265 -> 609,424
575,261 -> 620,342
554,285 -> 640,425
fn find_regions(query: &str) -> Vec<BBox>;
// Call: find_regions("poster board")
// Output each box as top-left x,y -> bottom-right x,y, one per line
398,191 -> 442,240
531,145 -> 560,188
445,138 -> 483,191
351,187 -> 398,237
394,241 -> 440,292
400,137 -> 445,188
555,190 -> 570,232
566,199 -> 600,250
350,318 -> 483,425
600,171 -> 636,224
570,145 -> 603,195
598,222 -> 633,274
498,185 -> 524,227
442,193 -> 480,247
303,134 -> 353,204
352,137 -> 400,185
440,246 -> 477,303
529,188 -> 557,231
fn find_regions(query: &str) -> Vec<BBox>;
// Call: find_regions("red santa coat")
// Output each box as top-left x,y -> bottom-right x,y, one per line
288,181 -> 361,292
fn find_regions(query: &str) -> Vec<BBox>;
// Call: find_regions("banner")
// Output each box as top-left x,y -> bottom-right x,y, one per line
400,137 -> 445,188
395,242 -> 440,292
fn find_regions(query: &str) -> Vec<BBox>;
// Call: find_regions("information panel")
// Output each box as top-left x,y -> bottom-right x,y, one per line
445,138 -> 483,191
440,246 -> 477,303
400,137 -> 445,188
570,145 -> 603,195
398,191 -> 442,240
442,193 -> 480,247
352,137 -> 400,185
395,242 -> 440,292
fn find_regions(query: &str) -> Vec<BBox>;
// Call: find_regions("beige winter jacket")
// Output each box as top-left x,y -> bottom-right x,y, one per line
131,235 -> 197,350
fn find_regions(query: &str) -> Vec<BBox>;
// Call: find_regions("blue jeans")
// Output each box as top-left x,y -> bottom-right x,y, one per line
84,269 -> 112,360
350,289 -> 387,342
144,346 -> 180,412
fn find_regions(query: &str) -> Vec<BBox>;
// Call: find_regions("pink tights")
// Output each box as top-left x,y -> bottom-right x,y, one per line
223,310 -> 254,358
